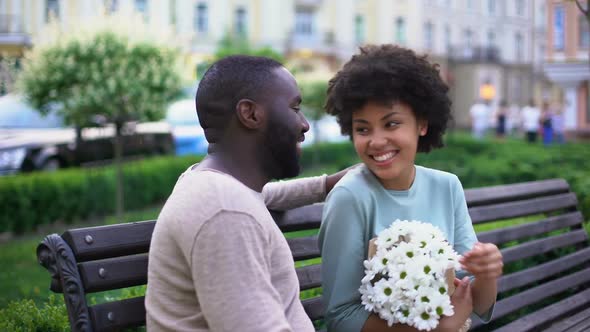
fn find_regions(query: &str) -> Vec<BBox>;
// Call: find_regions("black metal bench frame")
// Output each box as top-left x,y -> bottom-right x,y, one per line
37,178 -> 590,332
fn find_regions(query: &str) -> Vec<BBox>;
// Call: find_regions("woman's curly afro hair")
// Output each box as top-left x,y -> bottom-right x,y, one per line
325,44 -> 452,153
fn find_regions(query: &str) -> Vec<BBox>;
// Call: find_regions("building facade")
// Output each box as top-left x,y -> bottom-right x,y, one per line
1,0 -> 544,128
543,0 -> 589,134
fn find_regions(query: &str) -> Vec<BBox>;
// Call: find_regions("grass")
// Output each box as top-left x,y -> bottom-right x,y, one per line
0,205 -> 163,309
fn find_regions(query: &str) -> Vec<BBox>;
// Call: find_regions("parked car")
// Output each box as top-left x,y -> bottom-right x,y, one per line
0,94 -> 174,175
165,99 -> 208,156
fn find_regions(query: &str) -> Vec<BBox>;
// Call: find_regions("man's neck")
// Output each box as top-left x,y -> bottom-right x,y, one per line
198,152 -> 269,192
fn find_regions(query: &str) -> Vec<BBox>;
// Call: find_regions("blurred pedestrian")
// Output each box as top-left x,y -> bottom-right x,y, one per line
507,102 -> 521,137
495,100 -> 508,139
552,102 -> 566,144
470,98 -> 490,139
521,99 -> 541,143
541,101 -> 553,146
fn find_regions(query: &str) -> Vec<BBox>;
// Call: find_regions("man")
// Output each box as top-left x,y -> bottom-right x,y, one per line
146,55 -> 345,331
469,98 -> 490,140
521,99 -> 541,143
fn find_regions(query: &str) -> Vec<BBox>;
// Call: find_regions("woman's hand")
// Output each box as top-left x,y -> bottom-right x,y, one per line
460,242 -> 503,280
437,277 -> 473,332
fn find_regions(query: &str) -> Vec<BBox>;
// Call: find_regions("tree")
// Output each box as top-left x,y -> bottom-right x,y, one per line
196,32 -> 285,79
18,27 -> 182,219
299,80 -> 329,167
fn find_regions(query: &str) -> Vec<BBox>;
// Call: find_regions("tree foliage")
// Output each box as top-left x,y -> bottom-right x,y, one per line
18,31 -> 182,127
196,32 -> 285,79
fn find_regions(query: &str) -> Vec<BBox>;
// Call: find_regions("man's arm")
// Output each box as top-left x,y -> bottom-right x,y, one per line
192,211 -> 293,332
262,165 -> 356,210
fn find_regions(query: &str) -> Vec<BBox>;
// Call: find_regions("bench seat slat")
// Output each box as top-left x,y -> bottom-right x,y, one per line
89,296 -> 146,332
302,296 -> 324,321
296,264 -> 321,290
498,246 -> 590,293
469,192 -> 578,224
464,179 -> 569,207
477,211 -> 584,245
483,267 -> 590,324
288,236 -> 321,261
79,254 -> 148,293
489,288 -> 590,332
62,220 -> 155,262
500,229 -> 588,264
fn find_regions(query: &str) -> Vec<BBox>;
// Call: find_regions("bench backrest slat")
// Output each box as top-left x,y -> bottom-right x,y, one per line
79,254 -> 148,293
468,192 -> 578,223
464,178 -> 570,207
89,296 -> 145,332
500,229 -> 588,264
498,247 -> 590,293
287,236 -> 320,261
273,204 -> 323,232
296,264 -> 322,290
486,267 -> 590,324
477,211 -> 584,245
62,221 -> 156,262
301,296 -> 324,321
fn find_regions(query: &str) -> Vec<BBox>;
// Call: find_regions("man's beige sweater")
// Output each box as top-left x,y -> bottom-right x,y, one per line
146,167 -> 327,331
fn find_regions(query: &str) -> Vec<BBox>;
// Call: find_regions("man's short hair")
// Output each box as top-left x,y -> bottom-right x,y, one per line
196,55 -> 283,143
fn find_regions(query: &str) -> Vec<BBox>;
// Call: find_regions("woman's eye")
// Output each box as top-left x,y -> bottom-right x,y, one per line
386,121 -> 399,128
354,127 -> 368,134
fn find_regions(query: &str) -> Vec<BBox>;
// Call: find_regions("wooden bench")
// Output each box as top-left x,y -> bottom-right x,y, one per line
37,178 -> 590,332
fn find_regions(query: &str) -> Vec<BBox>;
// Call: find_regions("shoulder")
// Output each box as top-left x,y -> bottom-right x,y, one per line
329,165 -> 377,200
417,165 -> 459,185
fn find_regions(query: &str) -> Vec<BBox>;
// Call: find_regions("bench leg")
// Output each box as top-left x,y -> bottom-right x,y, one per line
37,234 -> 92,332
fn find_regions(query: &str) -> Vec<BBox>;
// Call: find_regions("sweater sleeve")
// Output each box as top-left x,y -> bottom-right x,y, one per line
191,211 -> 293,332
318,187 -> 371,332
262,175 -> 327,210
451,176 -> 495,323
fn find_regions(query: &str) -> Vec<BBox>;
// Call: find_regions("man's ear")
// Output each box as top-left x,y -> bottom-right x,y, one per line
418,119 -> 428,136
236,99 -> 264,129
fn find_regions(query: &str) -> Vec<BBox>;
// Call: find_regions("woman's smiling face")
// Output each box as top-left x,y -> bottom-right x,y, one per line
352,101 -> 427,190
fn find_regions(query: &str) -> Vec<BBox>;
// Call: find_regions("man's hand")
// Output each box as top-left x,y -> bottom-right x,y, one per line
460,242 -> 503,280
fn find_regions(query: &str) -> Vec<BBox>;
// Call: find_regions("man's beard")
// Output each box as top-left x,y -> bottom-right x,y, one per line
263,117 -> 300,180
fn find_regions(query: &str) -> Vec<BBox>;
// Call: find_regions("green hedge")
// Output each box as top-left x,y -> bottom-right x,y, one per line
1,134 -> 589,234
0,155 -> 202,233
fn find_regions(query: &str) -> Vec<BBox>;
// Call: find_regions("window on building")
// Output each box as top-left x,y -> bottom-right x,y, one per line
444,24 -> 451,52
554,5 -> 565,51
169,0 -> 176,25
295,8 -> 314,36
487,30 -> 495,48
464,28 -> 473,48
516,0 -> 525,16
467,0 -> 474,10
235,7 -> 247,36
194,3 -> 208,33
395,17 -> 406,45
579,15 -> 590,49
488,0 -> 495,14
45,0 -> 60,22
424,21 -> 434,51
515,32 -> 524,61
134,0 -> 148,19
104,0 -> 118,13
355,15 -> 365,44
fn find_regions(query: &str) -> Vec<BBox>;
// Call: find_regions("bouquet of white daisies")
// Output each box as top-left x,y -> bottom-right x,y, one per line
359,220 -> 463,331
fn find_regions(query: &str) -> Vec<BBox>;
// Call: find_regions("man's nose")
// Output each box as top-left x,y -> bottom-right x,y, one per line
300,113 -> 310,133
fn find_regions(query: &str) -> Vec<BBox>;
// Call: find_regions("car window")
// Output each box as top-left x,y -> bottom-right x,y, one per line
0,94 -> 64,128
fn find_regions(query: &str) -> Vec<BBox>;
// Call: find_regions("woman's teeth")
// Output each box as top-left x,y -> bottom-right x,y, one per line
373,151 -> 396,162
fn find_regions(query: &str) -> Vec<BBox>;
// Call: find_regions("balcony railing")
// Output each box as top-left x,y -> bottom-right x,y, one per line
448,45 -> 501,63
